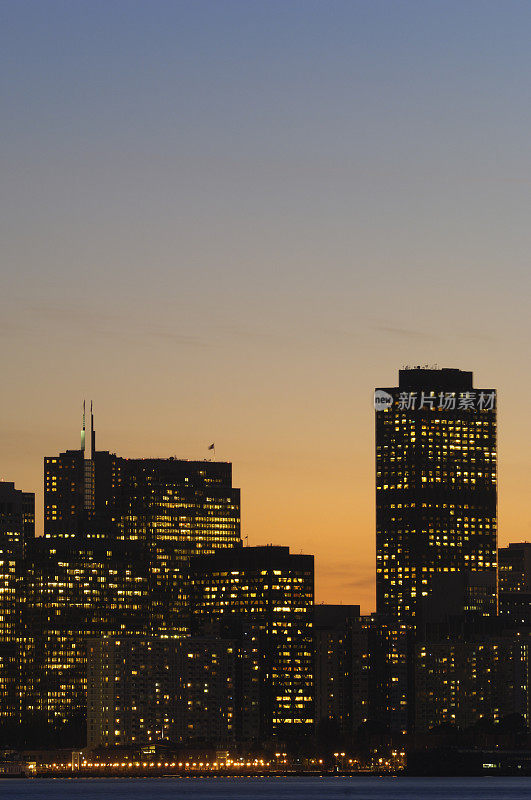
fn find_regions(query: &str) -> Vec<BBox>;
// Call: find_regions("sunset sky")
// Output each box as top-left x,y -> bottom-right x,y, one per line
2,1 -> 531,611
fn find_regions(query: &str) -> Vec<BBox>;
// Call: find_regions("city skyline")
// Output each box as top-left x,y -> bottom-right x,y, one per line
2,362 -> 531,760
3,1 -> 531,613
0,365 -> 518,616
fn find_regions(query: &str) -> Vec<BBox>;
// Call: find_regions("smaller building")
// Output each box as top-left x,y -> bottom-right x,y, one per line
313,604 -> 368,737
415,632 -> 529,733
499,543 -> 531,625
24,536 -> 150,726
364,616 -> 412,734
499,543 -> 531,593
0,481 -> 35,556
0,482 -> 35,722
87,635 -> 244,749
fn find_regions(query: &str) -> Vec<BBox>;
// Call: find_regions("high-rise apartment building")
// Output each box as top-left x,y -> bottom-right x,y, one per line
87,634 -> 247,749
24,537 -> 149,727
375,367 -> 497,626
415,632 -> 529,732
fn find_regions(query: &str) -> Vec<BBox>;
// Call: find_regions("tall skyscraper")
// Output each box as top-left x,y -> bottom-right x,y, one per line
375,367 -> 497,626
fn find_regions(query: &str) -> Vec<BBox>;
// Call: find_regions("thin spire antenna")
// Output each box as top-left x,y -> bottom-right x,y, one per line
81,400 -> 86,452
85,400 -> 94,459
90,400 -> 95,455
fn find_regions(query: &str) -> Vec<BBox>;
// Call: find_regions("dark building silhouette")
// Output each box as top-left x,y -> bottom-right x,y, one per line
189,545 -> 314,742
0,482 -> 35,723
499,543 -> 531,625
364,615 -> 411,734
375,367 -> 497,627
313,605 -> 368,739
0,481 -> 35,555
415,631 -> 529,732
44,402 -> 114,537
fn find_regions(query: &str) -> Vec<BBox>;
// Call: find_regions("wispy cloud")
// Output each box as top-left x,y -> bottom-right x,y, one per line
340,575 -> 375,590
319,561 -> 374,590
6,303 -> 208,348
373,324 -> 438,341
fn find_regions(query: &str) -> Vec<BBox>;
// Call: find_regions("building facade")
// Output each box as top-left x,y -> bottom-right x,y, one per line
87,634 -> 256,749
0,482 -> 35,722
415,632 -> 529,732
113,457 -> 241,633
44,408 -> 241,632
88,636 -> 178,749
313,605 -> 369,738
499,543 -> 531,625
189,546 -> 314,741
35,407 -> 243,729
24,537 -> 149,727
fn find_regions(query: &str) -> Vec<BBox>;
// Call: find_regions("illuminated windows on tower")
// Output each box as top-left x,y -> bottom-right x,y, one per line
375,368 -> 497,626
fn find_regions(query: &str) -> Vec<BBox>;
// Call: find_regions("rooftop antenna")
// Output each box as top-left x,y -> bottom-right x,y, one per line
90,400 -> 95,456
81,400 -> 86,452
85,401 -> 94,460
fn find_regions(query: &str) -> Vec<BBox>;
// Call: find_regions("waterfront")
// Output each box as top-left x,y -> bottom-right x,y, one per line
1,777 -> 531,800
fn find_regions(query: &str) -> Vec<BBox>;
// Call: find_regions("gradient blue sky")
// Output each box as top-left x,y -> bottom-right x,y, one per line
2,1 -> 531,609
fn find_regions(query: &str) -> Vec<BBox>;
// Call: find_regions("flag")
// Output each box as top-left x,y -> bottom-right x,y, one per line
208,443 -> 215,450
